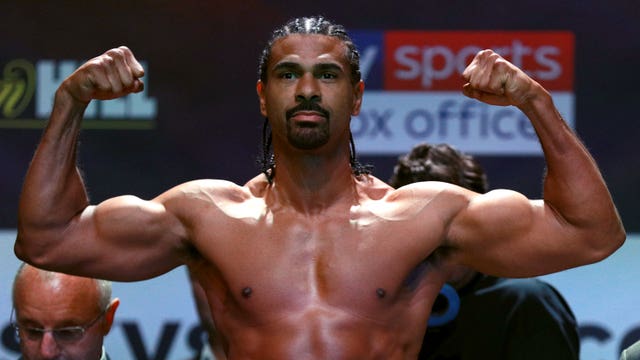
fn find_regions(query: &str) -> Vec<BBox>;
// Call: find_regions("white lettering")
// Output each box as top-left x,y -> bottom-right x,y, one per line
421,46 -> 455,87
36,60 -> 78,118
394,45 -> 421,80
392,42 -> 564,88
359,46 -> 378,81
510,40 -> 533,69
534,46 -> 562,80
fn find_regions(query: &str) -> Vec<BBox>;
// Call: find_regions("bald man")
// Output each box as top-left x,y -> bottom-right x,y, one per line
11,263 -> 119,360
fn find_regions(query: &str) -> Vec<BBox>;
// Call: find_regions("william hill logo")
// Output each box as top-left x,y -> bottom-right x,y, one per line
0,58 -> 157,129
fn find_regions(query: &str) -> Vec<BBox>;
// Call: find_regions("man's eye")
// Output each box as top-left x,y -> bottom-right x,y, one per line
280,72 -> 296,79
320,73 -> 337,79
24,328 -> 43,339
55,328 -> 84,341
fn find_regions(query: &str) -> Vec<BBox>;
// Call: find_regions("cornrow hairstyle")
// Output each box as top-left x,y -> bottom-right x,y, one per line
257,15 -> 361,85
388,143 -> 488,193
258,117 -> 275,182
350,132 -> 374,176
256,16 -> 371,182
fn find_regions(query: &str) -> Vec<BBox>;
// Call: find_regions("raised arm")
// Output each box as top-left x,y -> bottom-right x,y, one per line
15,47 -> 188,281
449,49 -> 625,277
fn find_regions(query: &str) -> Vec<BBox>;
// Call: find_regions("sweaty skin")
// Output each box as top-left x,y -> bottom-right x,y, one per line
15,33 -> 625,360
181,174 -> 452,359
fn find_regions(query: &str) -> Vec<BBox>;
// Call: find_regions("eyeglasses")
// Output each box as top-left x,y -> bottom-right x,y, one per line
10,307 -> 108,344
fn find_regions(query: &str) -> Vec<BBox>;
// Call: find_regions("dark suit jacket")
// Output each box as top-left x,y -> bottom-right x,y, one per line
621,341 -> 640,360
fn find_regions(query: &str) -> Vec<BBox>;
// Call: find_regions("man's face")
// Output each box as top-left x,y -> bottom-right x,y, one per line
257,34 -> 364,151
14,272 -> 106,360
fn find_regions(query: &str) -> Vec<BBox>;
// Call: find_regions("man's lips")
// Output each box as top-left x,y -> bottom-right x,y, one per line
285,100 -> 330,122
289,111 -> 326,123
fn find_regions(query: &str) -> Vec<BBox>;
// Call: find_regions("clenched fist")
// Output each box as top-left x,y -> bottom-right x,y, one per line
462,49 -> 543,108
61,46 -> 145,104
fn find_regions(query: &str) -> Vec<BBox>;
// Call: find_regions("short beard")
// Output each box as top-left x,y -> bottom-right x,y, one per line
285,99 -> 331,150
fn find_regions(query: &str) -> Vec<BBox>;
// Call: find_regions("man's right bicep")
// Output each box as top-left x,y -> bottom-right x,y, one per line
83,195 -> 189,280
15,195 -> 188,281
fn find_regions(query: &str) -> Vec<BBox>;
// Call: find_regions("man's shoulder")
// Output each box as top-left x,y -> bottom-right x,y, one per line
168,178 -> 258,200
355,174 -> 393,199
381,179 -> 471,208
159,178 -> 265,218
357,177 -> 471,228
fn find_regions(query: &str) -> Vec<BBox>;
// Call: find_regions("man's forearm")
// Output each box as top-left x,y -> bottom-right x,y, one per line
521,87 -> 625,251
18,88 -> 90,235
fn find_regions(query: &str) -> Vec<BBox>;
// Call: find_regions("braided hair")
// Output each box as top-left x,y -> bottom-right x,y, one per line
257,16 -> 361,85
256,16 -> 371,183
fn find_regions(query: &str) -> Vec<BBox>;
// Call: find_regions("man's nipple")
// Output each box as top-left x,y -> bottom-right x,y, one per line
242,287 -> 253,298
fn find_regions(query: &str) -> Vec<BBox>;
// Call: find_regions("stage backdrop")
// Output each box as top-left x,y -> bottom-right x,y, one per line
1,230 -> 639,360
1,0 -> 638,232
1,1 -> 639,359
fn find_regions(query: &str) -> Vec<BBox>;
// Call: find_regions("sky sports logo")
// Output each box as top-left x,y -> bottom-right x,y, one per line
350,30 -> 574,156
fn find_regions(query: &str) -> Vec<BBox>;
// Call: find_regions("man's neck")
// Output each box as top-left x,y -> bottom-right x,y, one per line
268,154 -> 358,215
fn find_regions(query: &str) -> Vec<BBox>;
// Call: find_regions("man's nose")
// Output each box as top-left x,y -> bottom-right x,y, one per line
295,73 -> 320,102
38,332 -> 60,359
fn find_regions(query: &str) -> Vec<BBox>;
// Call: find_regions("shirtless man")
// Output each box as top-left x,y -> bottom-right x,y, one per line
15,16 -> 625,359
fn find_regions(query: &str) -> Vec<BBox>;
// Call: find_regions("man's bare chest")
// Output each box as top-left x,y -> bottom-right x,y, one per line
190,208 -> 447,323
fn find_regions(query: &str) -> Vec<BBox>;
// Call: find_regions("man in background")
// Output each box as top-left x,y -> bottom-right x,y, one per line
11,263 -> 119,360
389,142 -> 580,359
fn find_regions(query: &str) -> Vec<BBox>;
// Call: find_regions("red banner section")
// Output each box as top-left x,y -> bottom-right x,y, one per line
383,31 -> 574,91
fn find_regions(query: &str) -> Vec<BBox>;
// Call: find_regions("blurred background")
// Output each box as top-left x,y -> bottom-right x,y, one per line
1,1 -> 638,359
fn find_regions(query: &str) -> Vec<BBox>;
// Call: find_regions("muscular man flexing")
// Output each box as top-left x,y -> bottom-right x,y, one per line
15,16 -> 624,359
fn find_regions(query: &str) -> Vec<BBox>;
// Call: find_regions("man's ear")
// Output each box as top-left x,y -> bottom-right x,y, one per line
351,80 -> 365,116
102,298 -> 120,335
257,80 -> 267,117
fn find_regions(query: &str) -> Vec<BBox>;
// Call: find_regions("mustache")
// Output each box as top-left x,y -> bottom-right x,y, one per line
286,99 -> 330,120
